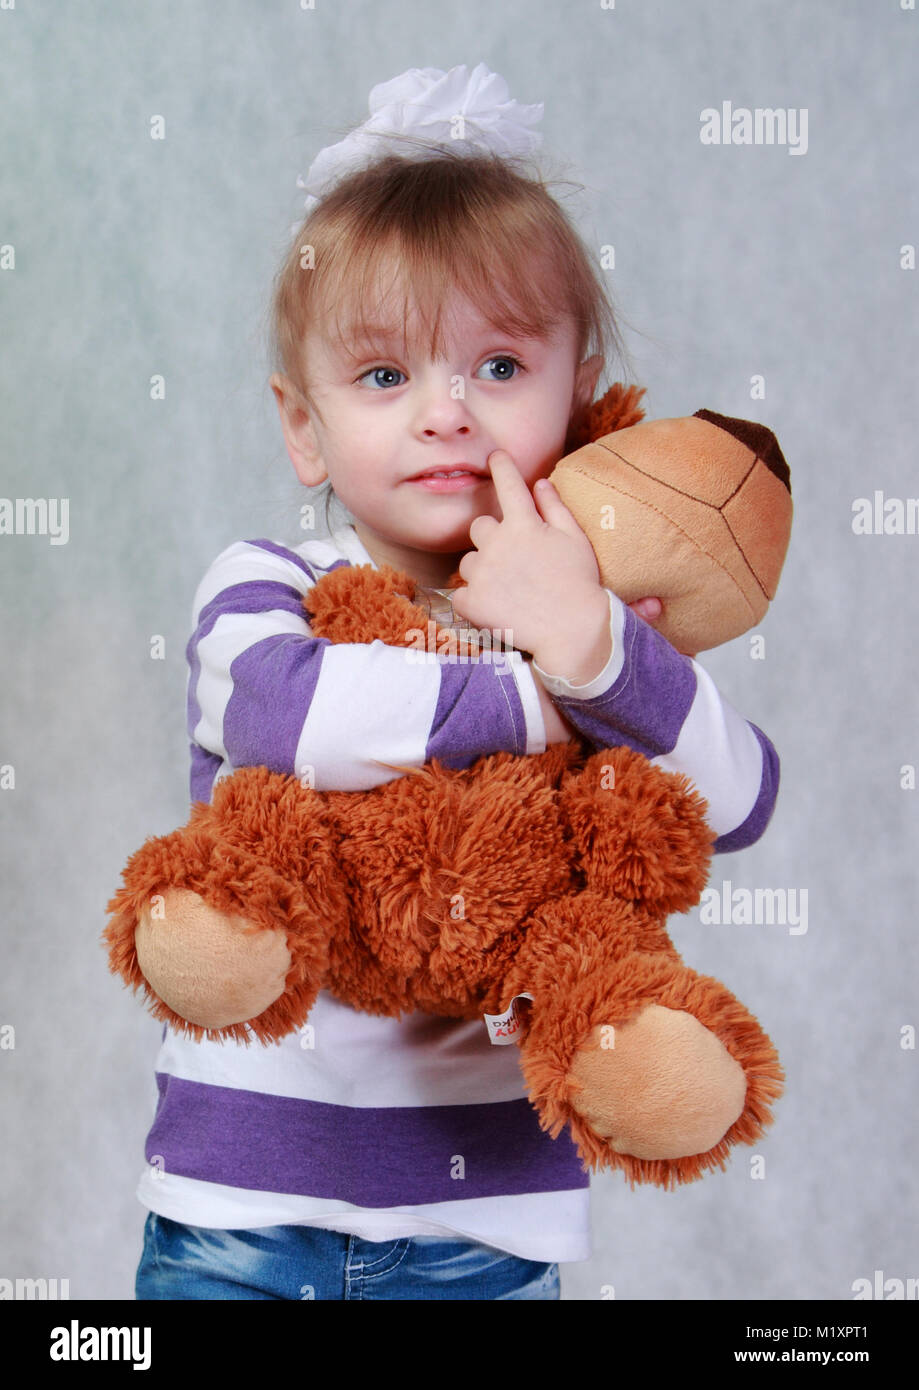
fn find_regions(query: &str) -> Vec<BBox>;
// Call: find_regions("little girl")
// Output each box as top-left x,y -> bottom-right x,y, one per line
133,65 -> 779,1301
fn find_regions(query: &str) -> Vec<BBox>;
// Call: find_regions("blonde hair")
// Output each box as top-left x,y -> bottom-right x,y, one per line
269,143 -> 625,528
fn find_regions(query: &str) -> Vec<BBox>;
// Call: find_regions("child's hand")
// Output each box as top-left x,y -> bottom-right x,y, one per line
452,452 -> 661,682
452,451 -> 603,653
629,596 -> 663,623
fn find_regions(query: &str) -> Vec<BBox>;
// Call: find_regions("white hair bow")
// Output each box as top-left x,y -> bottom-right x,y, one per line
295,63 -> 544,218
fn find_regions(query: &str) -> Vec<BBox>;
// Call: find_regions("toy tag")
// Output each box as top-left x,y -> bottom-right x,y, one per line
483,993 -> 533,1045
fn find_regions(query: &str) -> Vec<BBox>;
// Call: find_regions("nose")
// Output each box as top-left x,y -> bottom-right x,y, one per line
421,420 -> 471,439
413,371 -> 474,438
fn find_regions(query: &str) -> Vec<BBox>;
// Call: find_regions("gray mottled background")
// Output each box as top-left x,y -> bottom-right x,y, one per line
1,0 -> 917,1303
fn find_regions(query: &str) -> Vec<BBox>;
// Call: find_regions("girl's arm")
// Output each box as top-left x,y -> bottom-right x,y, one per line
531,590 -> 779,853
186,539 -> 551,802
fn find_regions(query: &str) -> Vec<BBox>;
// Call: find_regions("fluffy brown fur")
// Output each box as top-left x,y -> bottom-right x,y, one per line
105,384 -> 785,1187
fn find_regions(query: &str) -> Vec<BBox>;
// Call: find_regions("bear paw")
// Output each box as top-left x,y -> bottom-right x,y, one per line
135,887 -> 292,1030
567,1003 -> 747,1160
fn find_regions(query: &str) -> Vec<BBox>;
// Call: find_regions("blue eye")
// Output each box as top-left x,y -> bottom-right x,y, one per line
478,355 -> 524,381
359,366 -> 405,389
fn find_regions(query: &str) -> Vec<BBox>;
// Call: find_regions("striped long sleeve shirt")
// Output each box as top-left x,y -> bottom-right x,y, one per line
137,522 -> 779,1263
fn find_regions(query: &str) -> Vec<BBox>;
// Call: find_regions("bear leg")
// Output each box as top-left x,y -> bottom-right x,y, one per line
104,769 -> 348,1043
506,898 -> 783,1186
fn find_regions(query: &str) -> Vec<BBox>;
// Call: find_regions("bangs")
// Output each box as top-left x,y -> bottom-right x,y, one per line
313,222 -> 576,366
271,149 -> 622,403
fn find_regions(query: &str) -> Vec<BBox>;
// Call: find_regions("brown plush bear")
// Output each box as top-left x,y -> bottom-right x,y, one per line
105,386 -> 791,1188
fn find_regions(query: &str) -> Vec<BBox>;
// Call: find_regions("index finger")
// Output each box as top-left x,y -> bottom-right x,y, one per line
487,450 -> 538,522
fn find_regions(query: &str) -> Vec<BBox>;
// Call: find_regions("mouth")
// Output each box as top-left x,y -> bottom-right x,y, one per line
407,465 -> 490,492
407,465 -> 489,481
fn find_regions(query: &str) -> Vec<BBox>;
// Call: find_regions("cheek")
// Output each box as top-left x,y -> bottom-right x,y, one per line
514,409 -> 571,467
482,378 -> 575,473
530,378 -> 576,431
325,429 -> 385,486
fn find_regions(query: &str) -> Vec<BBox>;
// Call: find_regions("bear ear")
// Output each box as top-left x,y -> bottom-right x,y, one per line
566,383 -> 647,453
560,747 -> 715,916
693,409 -> 791,496
303,563 -> 428,646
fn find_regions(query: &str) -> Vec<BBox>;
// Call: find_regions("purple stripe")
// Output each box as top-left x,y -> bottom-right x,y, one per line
194,578 -> 314,632
245,538 -> 322,583
148,1074 -> 588,1206
245,538 -> 355,582
185,576 -> 317,765
712,722 -> 780,853
222,634 -> 327,773
552,606 -> 696,757
428,662 -> 527,765
189,743 -> 224,804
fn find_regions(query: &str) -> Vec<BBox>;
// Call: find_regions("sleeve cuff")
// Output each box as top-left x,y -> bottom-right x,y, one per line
511,656 -> 548,755
531,590 -> 627,701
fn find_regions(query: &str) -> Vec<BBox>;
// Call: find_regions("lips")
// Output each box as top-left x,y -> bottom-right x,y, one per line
408,465 -> 489,480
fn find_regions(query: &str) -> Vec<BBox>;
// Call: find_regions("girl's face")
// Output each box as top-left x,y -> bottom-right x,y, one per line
272,289 -> 602,588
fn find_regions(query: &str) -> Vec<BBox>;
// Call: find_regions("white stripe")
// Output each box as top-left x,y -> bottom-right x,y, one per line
517,662 -> 549,755
192,539 -> 318,621
192,609 -> 311,756
295,533 -> 351,569
298,525 -> 445,790
156,992 -> 530,1106
296,639 -> 443,791
137,1172 -> 590,1262
324,524 -> 375,568
651,660 -> 764,835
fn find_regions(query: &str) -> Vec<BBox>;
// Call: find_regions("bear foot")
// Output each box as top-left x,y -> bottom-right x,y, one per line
135,887 -> 292,1031
515,943 -> 784,1186
567,1003 -> 747,1159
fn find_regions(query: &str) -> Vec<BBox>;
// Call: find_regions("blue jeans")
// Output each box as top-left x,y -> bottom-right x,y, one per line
136,1213 -> 561,1301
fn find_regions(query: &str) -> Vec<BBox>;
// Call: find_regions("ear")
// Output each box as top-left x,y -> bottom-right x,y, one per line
573,354 -> 604,413
269,373 -> 327,487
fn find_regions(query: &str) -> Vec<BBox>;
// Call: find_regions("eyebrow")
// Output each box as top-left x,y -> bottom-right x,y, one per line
351,325 -> 401,339
339,324 -> 546,355
331,326 -> 408,362
341,324 -> 404,346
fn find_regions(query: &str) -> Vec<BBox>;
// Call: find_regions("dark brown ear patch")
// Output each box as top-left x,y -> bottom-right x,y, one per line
693,410 -> 791,495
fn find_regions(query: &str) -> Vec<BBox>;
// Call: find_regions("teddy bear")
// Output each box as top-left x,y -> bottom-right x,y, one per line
105,385 -> 792,1188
